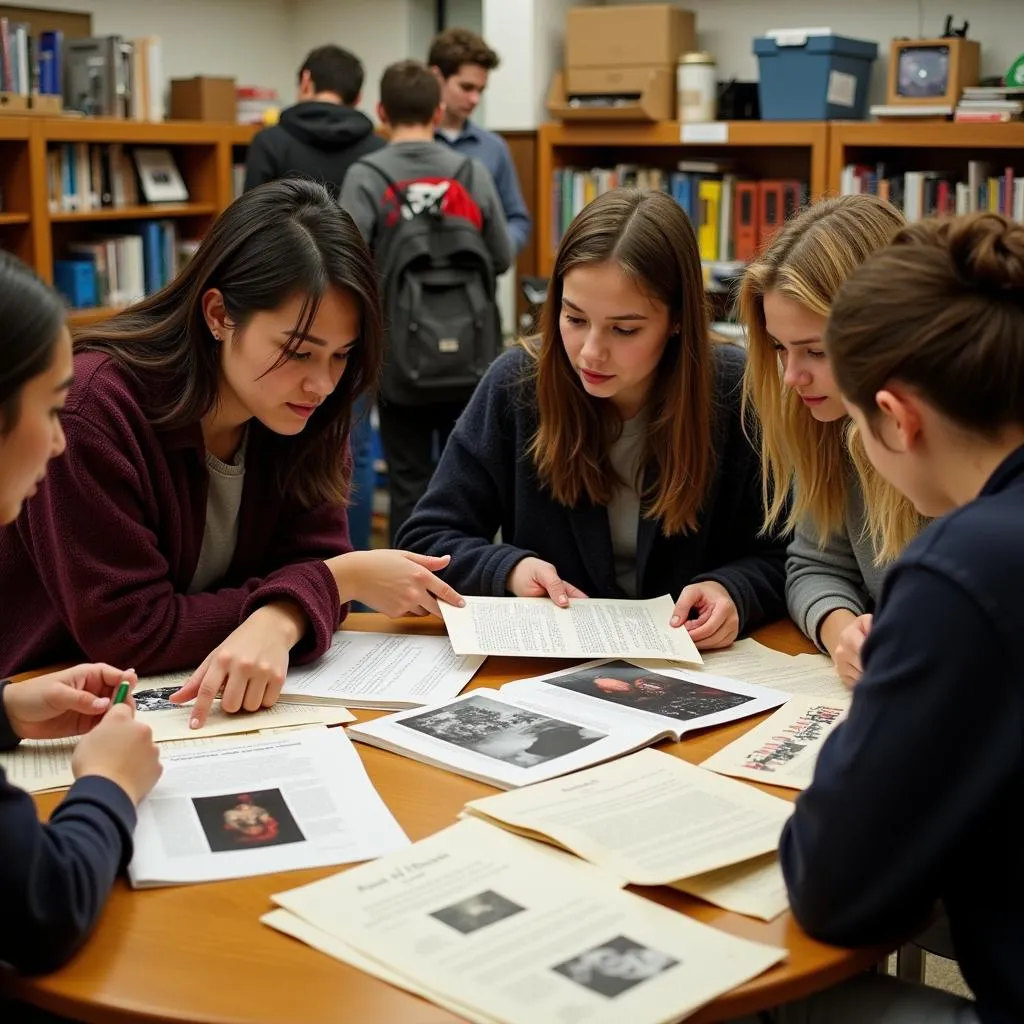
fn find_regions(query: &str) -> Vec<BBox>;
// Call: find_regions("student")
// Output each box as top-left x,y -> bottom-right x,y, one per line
0,251 -> 162,977
739,195 -> 922,684
0,179 -> 462,728
244,45 -> 385,198
757,212 -> 1024,1021
397,188 -> 788,646
428,27 -> 531,254
340,59 -> 512,542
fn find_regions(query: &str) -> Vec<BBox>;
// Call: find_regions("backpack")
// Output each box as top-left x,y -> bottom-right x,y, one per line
357,158 -> 502,406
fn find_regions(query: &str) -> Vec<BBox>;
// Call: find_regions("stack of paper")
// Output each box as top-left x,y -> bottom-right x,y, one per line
266,817 -> 786,1024
128,728 -> 408,888
349,658 -> 788,789
463,748 -> 795,921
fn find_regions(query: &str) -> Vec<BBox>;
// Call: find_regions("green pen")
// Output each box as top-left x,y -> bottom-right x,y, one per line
112,681 -> 131,705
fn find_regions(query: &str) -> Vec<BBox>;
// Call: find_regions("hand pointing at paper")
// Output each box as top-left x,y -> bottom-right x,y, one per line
669,581 -> 739,650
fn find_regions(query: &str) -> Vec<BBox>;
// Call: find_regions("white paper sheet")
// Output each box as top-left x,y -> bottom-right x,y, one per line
273,818 -> 786,1024
439,595 -> 703,663
701,696 -> 851,790
673,853 -> 790,921
128,728 -> 407,887
465,748 -> 793,884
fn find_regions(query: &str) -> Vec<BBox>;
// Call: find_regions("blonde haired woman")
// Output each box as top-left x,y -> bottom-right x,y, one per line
739,195 -> 922,684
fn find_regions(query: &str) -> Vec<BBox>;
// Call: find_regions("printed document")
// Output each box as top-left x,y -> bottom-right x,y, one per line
272,817 -> 786,1024
673,853 -> 789,921
701,696 -> 851,790
439,595 -> 703,663
349,660 -> 787,789
128,728 -> 407,887
464,748 -> 792,883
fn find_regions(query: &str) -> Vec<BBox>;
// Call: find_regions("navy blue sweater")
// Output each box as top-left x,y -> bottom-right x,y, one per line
781,444 -> 1024,1024
0,681 -> 136,974
397,344 -> 788,634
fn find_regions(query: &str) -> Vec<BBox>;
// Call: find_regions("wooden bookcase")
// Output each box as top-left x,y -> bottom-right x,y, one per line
0,116 -> 258,326
536,120 -> 829,276
828,121 -> 1024,194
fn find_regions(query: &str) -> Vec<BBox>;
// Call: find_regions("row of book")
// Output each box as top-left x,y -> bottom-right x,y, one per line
552,164 -> 807,263
53,222 -> 199,310
954,85 -> 1024,123
840,161 -> 1024,221
46,144 -> 189,213
0,17 -> 60,95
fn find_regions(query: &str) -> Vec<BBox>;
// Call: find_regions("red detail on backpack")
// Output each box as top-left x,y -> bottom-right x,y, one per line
380,177 -> 483,231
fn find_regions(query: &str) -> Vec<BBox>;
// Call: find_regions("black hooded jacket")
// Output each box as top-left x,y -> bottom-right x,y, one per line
243,101 -> 386,197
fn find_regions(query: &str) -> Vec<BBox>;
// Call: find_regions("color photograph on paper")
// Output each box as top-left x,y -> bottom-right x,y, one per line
132,685 -> 180,712
552,935 -> 679,998
430,889 -> 526,934
396,693 -> 605,768
548,661 -> 753,721
192,788 -> 305,853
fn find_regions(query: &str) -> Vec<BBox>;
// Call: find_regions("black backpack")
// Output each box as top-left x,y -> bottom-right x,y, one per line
358,158 -> 502,406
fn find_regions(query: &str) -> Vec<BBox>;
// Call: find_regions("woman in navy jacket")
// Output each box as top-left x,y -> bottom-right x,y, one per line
398,189 -> 788,648
0,252 -> 162,979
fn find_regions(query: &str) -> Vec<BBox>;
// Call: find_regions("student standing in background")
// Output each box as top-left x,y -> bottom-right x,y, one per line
428,27 -> 532,255
244,44 -> 385,551
739,196 -> 923,685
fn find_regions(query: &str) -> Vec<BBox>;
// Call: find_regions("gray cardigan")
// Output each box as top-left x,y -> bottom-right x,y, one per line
785,467 -> 888,650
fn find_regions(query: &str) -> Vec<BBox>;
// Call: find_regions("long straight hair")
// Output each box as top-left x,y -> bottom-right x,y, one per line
0,251 -> 65,434
75,178 -> 383,508
526,188 -> 713,534
738,195 -> 923,562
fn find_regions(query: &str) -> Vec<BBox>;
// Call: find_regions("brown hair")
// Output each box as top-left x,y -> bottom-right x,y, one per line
379,59 -> 441,127
829,212 -> 1024,437
428,28 -> 499,78
524,188 -> 713,535
75,178 -> 383,509
739,194 -> 922,561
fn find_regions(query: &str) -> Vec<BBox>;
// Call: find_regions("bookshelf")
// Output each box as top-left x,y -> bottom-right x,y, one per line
0,116 -> 258,326
536,120 -> 829,276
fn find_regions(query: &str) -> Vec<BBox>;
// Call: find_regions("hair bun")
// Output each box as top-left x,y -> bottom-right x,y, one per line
949,213 -> 1024,296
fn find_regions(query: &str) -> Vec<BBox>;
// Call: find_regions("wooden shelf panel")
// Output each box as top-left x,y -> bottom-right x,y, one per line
831,120 -> 1024,149
51,203 -> 217,223
542,120 -> 827,149
0,212 -> 30,225
40,117 -> 242,145
67,306 -> 122,328
0,117 -> 31,140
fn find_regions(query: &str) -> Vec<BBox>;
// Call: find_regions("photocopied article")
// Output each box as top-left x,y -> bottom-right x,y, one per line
272,817 -> 786,1024
701,696 -> 851,790
439,595 -> 703,664
692,640 -> 848,701
672,853 -> 789,922
129,728 -> 408,887
464,748 -> 793,884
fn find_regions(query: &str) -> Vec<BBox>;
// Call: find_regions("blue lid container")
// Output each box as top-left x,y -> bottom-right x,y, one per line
754,31 -> 878,120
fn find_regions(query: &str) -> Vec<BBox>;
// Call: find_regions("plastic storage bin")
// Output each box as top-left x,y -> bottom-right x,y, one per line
754,30 -> 878,120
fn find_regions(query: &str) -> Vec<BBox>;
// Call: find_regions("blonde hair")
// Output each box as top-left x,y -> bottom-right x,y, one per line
739,195 -> 923,562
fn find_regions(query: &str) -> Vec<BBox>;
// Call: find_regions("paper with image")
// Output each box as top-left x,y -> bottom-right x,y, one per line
464,748 -> 792,885
272,817 -> 785,1024
439,595 -> 703,664
128,728 -> 407,887
701,696 -> 851,790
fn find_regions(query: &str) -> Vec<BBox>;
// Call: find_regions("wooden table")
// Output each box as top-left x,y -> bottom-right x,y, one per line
9,616 -> 881,1024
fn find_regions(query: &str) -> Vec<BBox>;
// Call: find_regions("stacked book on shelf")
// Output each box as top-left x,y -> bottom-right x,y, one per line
840,160 -> 1024,221
54,221 -> 195,311
551,161 -> 806,264
46,145 -> 188,213
954,86 -> 1024,123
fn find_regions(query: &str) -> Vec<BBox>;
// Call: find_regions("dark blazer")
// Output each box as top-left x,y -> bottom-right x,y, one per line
0,351 -> 350,677
397,344 -> 788,635
0,681 -> 135,974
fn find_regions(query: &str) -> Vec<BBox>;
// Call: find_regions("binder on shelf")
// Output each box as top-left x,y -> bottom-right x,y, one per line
734,182 -> 760,261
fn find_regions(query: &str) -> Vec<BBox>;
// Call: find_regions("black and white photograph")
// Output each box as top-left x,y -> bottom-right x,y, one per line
430,889 -> 526,935
552,935 -> 679,998
397,693 -> 605,768
191,788 -> 305,854
132,685 -> 181,712
547,661 -> 753,721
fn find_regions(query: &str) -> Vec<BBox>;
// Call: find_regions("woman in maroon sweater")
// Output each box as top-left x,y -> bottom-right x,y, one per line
0,179 -> 461,727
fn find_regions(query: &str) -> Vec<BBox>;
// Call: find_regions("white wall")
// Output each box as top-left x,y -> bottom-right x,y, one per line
598,0 -> 1024,107
24,0 -> 298,109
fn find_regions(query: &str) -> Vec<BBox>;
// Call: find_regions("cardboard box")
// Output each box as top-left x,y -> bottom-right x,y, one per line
566,4 -> 695,69
169,76 -> 237,122
547,67 -> 675,122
